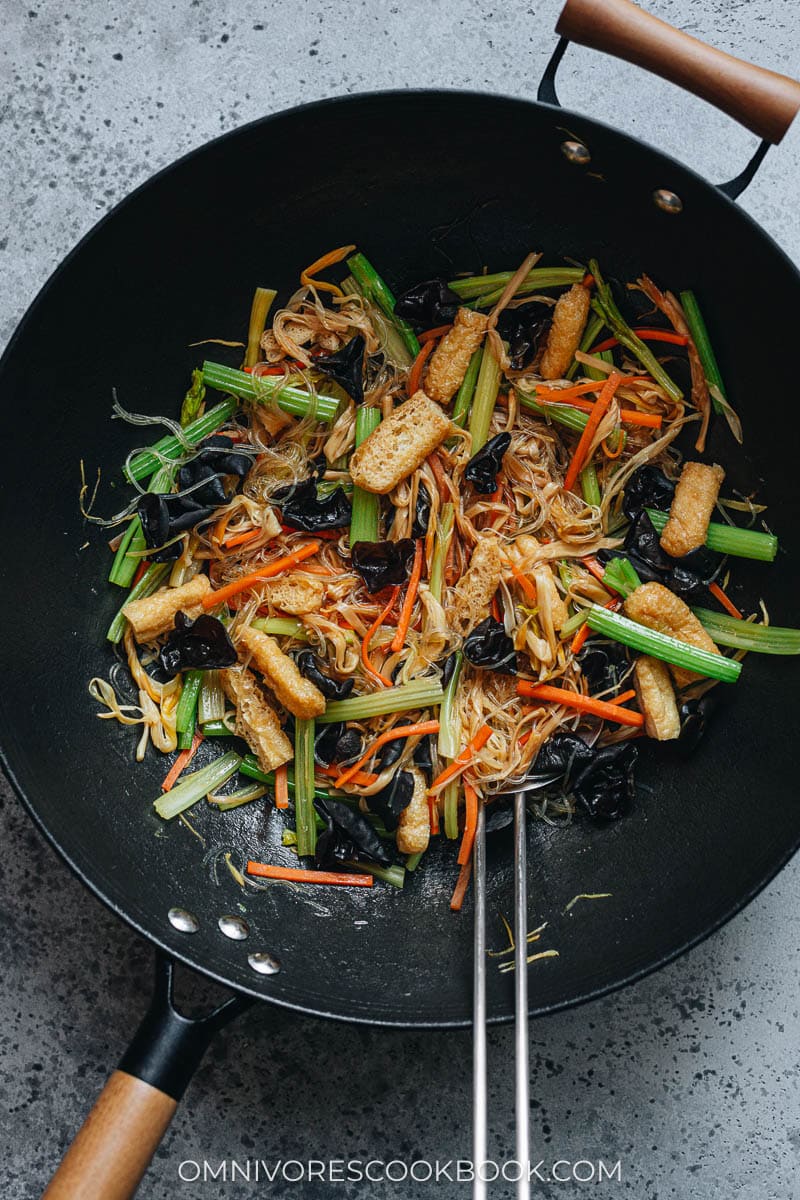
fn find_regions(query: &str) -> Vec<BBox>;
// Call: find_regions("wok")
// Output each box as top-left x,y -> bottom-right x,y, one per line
1,0 -> 799,1194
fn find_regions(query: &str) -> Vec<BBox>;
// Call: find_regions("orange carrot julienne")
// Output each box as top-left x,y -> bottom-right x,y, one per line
246,862 -> 374,887
132,560 -> 150,587
570,620 -> 591,655
317,764 -> 379,787
517,682 -> 644,728
213,511 -> 232,544
391,539 -> 424,653
361,586 -> 400,687
334,720 -> 441,789
428,726 -> 494,796
709,581 -> 744,620
450,857 -> 473,911
223,527 -> 262,549
202,541 -> 320,608
610,688 -> 637,706
602,430 -> 625,459
419,323 -> 453,343
426,451 -> 450,502
299,243 -> 356,298
490,594 -> 502,623
582,555 -> 610,586
590,328 -> 688,354
507,559 -> 537,604
563,371 -> 623,493
457,780 -> 479,867
428,794 -> 440,836
407,338 -> 436,396
274,763 -> 289,810
161,731 -> 203,792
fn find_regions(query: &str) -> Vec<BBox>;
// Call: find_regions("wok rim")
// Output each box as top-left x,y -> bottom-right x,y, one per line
2,86 -> 799,1029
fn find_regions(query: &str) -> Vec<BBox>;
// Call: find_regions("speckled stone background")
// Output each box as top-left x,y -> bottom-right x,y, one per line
2,2 -> 799,1197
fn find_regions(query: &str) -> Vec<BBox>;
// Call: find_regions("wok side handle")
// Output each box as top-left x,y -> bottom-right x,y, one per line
42,952 -> 252,1200
554,0 -> 800,145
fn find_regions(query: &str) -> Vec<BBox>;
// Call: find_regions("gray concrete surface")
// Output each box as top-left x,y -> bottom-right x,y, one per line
2,1 -> 799,1196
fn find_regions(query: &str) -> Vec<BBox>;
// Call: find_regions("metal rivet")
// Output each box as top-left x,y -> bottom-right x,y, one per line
248,951 -> 281,975
168,907 -> 200,934
653,188 -> 683,214
218,914 -> 249,941
561,140 -> 591,165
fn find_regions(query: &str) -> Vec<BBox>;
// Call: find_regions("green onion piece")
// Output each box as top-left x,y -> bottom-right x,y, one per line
318,677 -> 444,724
566,311 -> 605,381
678,290 -> 725,415
252,616 -> 308,639
645,508 -> 778,562
443,780 -> 460,840
208,783 -> 268,810
198,669 -> 225,724
202,361 -> 339,424
125,399 -> 237,483
294,719 -> 317,858
404,851 -> 424,872
176,670 -> 204,748
429,502 -> 454,604
589,260 -> 682,403
579,463 -> 601,507
517,392 -> 588,434
346,253 -> 420,358
438,650 -> 463,759
200,720 -> 233,738
344,861 -> 405,888
180,367 -> 207,428
585,604 -> 742,682
449,267 -> 585,302
350,407 -> 381,545
244,286 -> 277,370
451,348 -> 482,429
109,464 -> 175,587
692,608 -> 800,655
154,751 -> 241,820
106,562 -> 170,644
468,344 -> 503,453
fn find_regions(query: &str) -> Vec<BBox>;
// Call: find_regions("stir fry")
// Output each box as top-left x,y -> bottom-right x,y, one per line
89,246 -> 799,906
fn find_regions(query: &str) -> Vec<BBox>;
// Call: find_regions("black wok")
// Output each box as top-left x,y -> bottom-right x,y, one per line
2,0 -> 799,1194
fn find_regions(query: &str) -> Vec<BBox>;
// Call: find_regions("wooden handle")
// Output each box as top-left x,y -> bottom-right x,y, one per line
556,0 -> 800,143
42,1071 -> 177,1200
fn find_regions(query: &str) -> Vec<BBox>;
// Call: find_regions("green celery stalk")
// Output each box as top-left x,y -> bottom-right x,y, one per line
199,720 -> 234,737
350,407 -> 381,545
517,391 -> 588,434
586,604 -> 742,681
468,343 -> 502,453
438,651 -> 463,759
318,678 -> 444,724
180,367 -> 207,428
345,861 -> 405,888
429,502 -> 454,604
252,616 -> 308,639
346,253 -> 420,358
443,780 -> 460,840
106,562 -> 170,644
294,719 -> 317,858
451,348 -> 482,429
560,608 -> 589,640
109,463 -> 175,587
341,276 -> 413,369
404,851 -> 424,871
175,669 -> 203,749
579,463 -> 601,506
154,751 -> 241,820
197,670 -> 225,724
692,609 -> 800,655
201,361 -> 339,424
679,290 -> 725,415
208,783 -> 268,810
243,286 -> 277,370
646,508 -> 778,562
449,267 -> 585,302
125,399 -> 237,483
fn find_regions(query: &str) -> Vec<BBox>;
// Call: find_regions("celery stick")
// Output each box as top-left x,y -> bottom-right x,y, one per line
154,751 -> 241,820
125,399 -> 237,483
294,719 -> 317,858
692,609 -> 800,654
646,509 -> 777,562
586,605 -> 741,681
350,407 -> 381,545
317,678 -> 444,724
468,343 -> 502,453
106,562 -> 170,644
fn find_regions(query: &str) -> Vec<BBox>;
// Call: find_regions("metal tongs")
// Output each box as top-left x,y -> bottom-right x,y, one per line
472,776 -> 558,1198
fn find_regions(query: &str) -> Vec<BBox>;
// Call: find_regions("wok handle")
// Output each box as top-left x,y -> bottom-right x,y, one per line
556,0 -> 800,144
42,1073 -> 177,1200
42,952 -> 253,1200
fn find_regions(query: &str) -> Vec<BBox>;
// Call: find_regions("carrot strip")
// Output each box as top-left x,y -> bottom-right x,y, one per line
428,726 -> 494,796
450,857 -> 473,911
563,372 -> 623,493
223,527 -> 262,549
457,780 -> 479,867
517,682 -> 644,728
490,595 -> 502,623
132,560 -> 150,588
426,451 -> 450,503
507,559 -> 537,604
161,731 -> 203,793
202,541 -> 320,609
391,540 -> 424,653
602,431 -> 625,459
300,243 -> 356,298
361,586 -> 400,687
407,338 -> 436,396
709,580 -> 744,620
246,862 -> 374,887
334,719 -> 441,789
590,328 -> 688,354
610,688 -> 637,706
213,511 -> 233,544
570,621 -> 591,655
419,324 -> 453,343
538,396 -> 662,431
582,555 -> 611,586
316,765 -> 379,787
274,763 -> 289,810
428,794 -> 440,836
